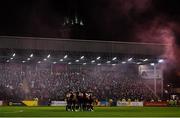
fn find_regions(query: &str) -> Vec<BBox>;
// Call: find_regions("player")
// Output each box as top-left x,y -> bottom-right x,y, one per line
88,93 -> 94,111
71,92 -> 77,111
65,92 -> 71,111
78,92 -> 83,111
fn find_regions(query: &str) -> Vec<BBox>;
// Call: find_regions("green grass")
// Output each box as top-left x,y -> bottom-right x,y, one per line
0,106 -> 180,117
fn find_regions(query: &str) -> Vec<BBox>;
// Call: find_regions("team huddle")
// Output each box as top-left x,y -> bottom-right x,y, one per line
65,91 -> 94,111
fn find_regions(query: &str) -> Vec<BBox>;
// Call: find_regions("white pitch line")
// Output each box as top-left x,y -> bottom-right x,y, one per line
0,110 -> 24,114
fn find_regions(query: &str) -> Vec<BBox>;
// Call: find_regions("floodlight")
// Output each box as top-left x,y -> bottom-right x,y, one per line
122,61 -> 126,64
112,57 -> 117,61
30,54 -> 33,58
47,54 -> 50,58
64,55 -> 68,59
96,56 -> 101,60
12,53 -> 15,57
80,56 -> 84,59
128,58 -> 133,61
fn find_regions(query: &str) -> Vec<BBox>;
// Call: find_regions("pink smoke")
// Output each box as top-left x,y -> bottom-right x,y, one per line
133,16 -> 180,69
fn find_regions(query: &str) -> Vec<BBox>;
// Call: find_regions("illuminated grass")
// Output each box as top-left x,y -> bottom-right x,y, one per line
0,106 -> 180,117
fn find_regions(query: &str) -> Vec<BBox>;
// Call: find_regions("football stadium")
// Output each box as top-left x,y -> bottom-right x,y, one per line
1,0 -> 180,117
0,36 -> 179,117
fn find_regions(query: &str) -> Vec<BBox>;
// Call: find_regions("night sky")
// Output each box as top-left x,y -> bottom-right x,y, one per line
0,0 -> 180,43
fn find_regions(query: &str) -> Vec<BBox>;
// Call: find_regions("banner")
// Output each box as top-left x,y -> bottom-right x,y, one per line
139,65 -> 163,79
100,101 -> 108,106
51,101 -> 67,106
117,101 -> 129,106
0,101 -> 3,106
117,101 -> 143,106
144,102 -> 168,107
22,100 -> 38,106
9,102 -> 23,106
130,102 -> 143,106
39,101 -> 50,106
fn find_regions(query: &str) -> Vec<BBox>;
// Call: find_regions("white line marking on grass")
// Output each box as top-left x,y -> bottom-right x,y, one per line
1,110 -> 24,114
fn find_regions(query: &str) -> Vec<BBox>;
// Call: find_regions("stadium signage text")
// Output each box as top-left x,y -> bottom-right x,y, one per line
144,102 -> 168,107
51,101 -> 67,106
9,102 -> 22,106
117,101 -> 143,106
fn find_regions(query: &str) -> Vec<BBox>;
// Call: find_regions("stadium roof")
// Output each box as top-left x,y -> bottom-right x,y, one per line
0,36 -> 167,56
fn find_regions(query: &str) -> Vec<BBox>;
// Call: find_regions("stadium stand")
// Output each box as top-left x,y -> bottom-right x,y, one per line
0,63 -> 157,101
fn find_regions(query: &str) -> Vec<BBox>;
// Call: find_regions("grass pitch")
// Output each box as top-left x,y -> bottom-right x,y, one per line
0,106 -> 180,117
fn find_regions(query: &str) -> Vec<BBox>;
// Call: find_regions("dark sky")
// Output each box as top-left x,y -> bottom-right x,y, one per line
0,0 -> 180,43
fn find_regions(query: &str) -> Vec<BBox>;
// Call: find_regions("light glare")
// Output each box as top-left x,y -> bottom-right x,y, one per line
64,55 -> 68,59
112,57 -> 117,60
47,54 -> 50,58
30,54 -> 33,58
128,58 -> 133,61
158,59 -> 164,63
122,61 -> 126,64
91,60 -> 95,63
150,63 -> 155,66
97,63 -> 101,66
137,62 -> 141,65
75,60 -> 80,62
143,59 -> 148,62
80,56 -> 84,59
112,64 -> 116,66
106,61 -> 111,64
96,56 -> 101,60
13,53 -> 15,57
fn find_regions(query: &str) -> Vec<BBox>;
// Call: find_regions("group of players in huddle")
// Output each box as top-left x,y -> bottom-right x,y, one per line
65,91 -> 94,111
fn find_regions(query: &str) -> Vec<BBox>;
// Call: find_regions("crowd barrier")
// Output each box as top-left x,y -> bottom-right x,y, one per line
117,101 -> 143,106
0,100 -> 179,107
51,101 -> 67,106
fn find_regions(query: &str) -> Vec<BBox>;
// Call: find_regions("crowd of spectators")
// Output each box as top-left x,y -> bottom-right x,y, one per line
0,63 -> 157,101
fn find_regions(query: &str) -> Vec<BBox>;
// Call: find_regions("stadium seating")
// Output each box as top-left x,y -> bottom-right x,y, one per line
0,63 -> 157,101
